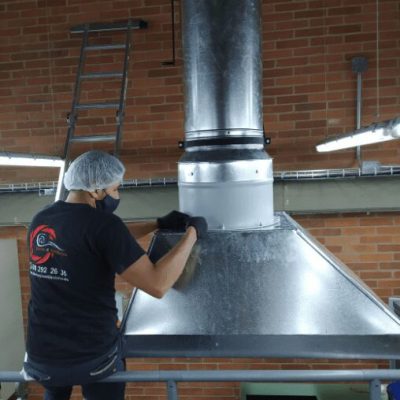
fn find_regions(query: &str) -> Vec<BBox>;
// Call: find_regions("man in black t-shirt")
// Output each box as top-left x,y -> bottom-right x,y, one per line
24,150 -> 207,400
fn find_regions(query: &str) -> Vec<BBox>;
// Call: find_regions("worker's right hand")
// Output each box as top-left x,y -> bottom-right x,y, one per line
186,216 -> 208,239
157,210 -> 190,230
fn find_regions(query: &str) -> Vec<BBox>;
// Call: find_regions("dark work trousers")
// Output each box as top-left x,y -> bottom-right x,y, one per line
388,381 -> 400,400
42,358 -> 125,400
24,341 -> 126,400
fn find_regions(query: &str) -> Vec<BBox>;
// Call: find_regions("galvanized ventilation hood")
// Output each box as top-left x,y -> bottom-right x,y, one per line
122,0 -> 400,359
122,213 -> 400,358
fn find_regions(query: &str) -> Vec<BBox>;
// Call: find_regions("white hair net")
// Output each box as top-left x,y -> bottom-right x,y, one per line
64,150 -> 125,191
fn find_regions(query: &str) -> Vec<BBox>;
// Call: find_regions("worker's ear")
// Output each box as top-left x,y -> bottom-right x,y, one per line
90,189 -> 105,200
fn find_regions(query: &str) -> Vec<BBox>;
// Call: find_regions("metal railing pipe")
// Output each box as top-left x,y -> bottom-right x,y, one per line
2,369 -> 400,383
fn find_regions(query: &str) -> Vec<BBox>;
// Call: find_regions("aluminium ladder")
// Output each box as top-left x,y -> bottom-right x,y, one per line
63,20 -> 147,159
57,20 -> 147,200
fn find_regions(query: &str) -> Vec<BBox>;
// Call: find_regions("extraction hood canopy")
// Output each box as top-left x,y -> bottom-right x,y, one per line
123,213 -> 400,358
122,0 -> 400,359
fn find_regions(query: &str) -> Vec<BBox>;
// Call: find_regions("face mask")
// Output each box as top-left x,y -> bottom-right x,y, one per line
96,194 -> 120,214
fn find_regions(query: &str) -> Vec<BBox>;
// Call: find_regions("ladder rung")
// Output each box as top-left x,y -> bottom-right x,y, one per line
70,135 -> 116,143
85,44 -> 126,51
70,20 -> 147,34
81,72 -> 123,79
75,102 -> 119,110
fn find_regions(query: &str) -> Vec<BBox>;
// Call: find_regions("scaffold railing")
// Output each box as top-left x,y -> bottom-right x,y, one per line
1,369 -> 400,400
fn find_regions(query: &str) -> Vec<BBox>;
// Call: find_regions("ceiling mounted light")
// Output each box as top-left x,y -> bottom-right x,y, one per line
0,152 -> 65,167
316,116 -> 400,152
55,161 -> 66,201
0,152 -> 65,201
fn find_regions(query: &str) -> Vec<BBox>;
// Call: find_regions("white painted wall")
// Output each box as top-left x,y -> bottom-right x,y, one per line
0,239 -> 25,400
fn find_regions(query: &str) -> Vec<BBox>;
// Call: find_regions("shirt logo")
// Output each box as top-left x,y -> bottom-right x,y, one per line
30,225 -> 67,265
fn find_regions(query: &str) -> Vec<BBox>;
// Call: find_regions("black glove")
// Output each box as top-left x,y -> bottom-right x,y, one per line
186,216 -> 208,239
157,210 -> 190,230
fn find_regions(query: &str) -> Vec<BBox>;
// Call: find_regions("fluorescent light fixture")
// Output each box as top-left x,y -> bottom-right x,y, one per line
0,152 -> 66,201
55,161 -> 66,201
0,152 -> 65,167
316,116 -> 400,152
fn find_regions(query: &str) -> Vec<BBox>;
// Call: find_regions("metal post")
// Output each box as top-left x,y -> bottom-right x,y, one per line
351,57 -> 368,167
356,72 -> 362,130
15,382 -> 29,399
356,72 -> 362,162
167,380 -> 178,400
369,379 -> 381,400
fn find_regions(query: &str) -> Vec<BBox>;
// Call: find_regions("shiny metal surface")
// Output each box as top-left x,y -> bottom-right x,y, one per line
6,369 -> 400,384
179,149 -> 269,163
122,212 -> 400,359
185,129 -> 263,140
185,144 -> 264,152
179,152 -> 274,229
178,0 -> 274,228
182,0 -> 263,138
179,159 -> 273,183
179,180 -> 274,230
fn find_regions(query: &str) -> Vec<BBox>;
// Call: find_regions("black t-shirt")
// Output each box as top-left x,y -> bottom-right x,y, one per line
27,201 -> 145,365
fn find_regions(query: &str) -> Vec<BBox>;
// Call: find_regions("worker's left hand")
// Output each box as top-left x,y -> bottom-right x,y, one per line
186,216 -> 208,239
157,210 -> 190,230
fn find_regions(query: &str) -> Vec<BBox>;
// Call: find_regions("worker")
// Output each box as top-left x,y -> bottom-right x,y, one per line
23,150 -> 207,400
388,381 -> 400,400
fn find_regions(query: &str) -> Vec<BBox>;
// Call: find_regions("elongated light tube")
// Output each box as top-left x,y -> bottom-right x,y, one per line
0,152 -> 65,167
0,152 -> 65,201
55,160 -> 66,201
316,116 -> 400,152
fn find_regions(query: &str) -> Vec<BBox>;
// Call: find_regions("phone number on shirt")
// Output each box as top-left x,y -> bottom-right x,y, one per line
30,262 -> 69,282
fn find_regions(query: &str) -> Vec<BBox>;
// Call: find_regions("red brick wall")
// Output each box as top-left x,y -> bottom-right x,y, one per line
1,0 -> 400,183
1,212 -> 398,399
296,213 -> 400,299
1,0 -> 399,398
